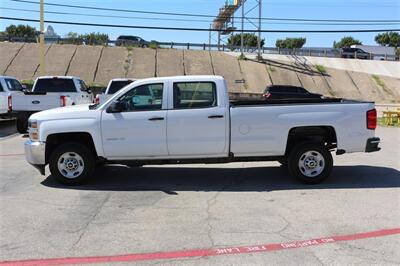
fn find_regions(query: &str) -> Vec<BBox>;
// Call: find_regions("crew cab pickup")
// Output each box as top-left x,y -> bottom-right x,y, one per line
95,78 -> 135,105
24,75 -> 380,185
9,76 -> 93,133
0,76 -> 24,118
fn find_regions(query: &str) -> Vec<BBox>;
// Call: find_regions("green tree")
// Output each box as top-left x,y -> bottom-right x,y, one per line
333,36 -> 362,48
275,37 -> 306,49
375,32 -> 400,48
65,32 -> 83,44
5,24 -> 38,38
78,32 -> 109,45
228,33 -> 265,47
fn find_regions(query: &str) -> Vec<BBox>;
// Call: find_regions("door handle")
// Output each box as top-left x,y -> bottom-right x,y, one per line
148,117 -> 164,121
208,115 -> 224,119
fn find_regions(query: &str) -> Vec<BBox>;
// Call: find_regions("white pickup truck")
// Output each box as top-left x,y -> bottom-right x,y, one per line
24,75 -> 380,185
9,76 -> 94,133
0,76 -> 24,118
95,78 -> 135,105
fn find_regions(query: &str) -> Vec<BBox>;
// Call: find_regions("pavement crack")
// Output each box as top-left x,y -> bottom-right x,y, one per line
70,193 -> 111,250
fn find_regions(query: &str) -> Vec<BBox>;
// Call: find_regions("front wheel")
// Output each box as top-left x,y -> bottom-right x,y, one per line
49,143 -> 95,185
288,142 -> 333,184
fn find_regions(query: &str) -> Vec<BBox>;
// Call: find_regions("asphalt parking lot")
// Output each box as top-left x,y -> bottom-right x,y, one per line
0,120 -> 399,265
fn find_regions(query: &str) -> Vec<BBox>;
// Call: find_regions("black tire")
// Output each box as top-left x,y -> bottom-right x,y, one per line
49,143 -> 95,185
278,158 -> 288,167
16,118 -> 28,134
288,142 -> 333,184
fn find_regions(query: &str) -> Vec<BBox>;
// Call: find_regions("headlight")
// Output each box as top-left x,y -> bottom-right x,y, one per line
28,119 -> 39,141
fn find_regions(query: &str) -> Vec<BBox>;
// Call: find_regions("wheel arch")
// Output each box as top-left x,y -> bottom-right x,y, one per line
45,132 -> 98,164
285,126 -> 337,155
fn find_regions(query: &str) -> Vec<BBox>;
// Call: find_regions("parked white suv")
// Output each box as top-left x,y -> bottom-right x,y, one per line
25,75 -> 380,185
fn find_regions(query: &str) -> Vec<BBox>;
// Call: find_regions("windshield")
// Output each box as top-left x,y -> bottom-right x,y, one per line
5,78 -> 23,91
34,78 -> 76,93
108,80 -> 133,94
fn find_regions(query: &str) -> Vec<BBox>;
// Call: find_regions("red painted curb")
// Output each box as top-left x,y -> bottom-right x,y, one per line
1,228 -> 399,265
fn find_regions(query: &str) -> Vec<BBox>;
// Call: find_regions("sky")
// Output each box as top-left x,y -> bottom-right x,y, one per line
0,0 -> 399,48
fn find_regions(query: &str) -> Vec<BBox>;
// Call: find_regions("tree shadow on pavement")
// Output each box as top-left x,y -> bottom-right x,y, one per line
41,165 -> 400,193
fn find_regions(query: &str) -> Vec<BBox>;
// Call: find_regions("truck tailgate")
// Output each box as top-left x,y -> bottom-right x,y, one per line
11,93 -> 62,111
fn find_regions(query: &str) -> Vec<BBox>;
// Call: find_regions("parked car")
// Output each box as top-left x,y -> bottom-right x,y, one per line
9,76 -> 93,133
115,36 -> 149,47
24,75 -> 380,185
263,85 -> 323,100
0,76 -> 24,118
340,48 -> 370,59
95,78 -> 135,105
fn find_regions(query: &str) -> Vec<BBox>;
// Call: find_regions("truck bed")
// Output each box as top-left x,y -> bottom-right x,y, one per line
229,98 -> 370,107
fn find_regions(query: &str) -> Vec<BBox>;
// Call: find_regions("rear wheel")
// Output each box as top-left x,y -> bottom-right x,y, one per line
288,142 -> 333,184
49,143 -> 95,185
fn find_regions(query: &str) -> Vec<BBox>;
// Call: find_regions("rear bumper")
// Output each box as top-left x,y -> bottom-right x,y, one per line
365,137 -> 381,153
24,140 -> 46,175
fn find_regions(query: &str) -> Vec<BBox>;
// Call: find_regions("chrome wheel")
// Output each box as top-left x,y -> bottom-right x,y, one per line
57,152 -> 85,179
298,150 -> 325,178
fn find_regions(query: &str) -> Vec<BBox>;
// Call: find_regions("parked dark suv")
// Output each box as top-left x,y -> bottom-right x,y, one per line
263,85 -> 323,100
340,48 -> 370,59
115,36 -> 149,47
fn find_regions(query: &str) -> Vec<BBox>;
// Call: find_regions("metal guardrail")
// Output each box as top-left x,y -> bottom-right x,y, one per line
0,36 -> 397,61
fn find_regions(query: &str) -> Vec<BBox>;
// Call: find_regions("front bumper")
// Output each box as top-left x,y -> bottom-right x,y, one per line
24,140 -> 46,175
365,137 -> 381,153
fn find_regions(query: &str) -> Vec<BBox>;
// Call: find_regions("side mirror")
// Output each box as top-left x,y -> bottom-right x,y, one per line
21,84 -> 28,92
106,102 -> 125,113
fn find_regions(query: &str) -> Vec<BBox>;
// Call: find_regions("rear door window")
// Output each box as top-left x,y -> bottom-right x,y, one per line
173,82 -> 217,109
5,78 -> 23,91
34,78 -> 76,93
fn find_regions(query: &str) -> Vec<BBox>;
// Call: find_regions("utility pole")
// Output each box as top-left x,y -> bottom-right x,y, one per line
240,0 -> 244,56
209,24 -> 211,51
257,0 -> 262,60
39,0 -> 45,75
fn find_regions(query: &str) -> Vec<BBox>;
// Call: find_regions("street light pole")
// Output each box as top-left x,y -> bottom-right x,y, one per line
39,0 -> 45,75
257,0 -> 262,60
240,0 -> 244,56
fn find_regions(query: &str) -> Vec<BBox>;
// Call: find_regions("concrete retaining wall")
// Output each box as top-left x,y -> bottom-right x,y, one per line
1,43 -> 399,102
184,50 -> 213,75
5,43 -> 50,80
211,52 -> 245,93
95,47 -> 126,84
0,42 -> 24,75
156,49 -> 184,77
67,45 -> 103,83
33,44 -> 77,79
127,48 -> 156,79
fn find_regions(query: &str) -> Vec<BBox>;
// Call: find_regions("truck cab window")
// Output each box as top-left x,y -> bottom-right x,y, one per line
34,79 -> 76,93
173,82 -> 217,109
117,83 -> 163,111
5,79 -> 23,91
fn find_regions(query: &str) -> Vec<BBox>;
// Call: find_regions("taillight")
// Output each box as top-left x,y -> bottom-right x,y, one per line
95,95 -> 100,105
263,92 -> 271,99
8,95 -> 12,112
60,95 -> 67,107
367,109 -> 377,130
